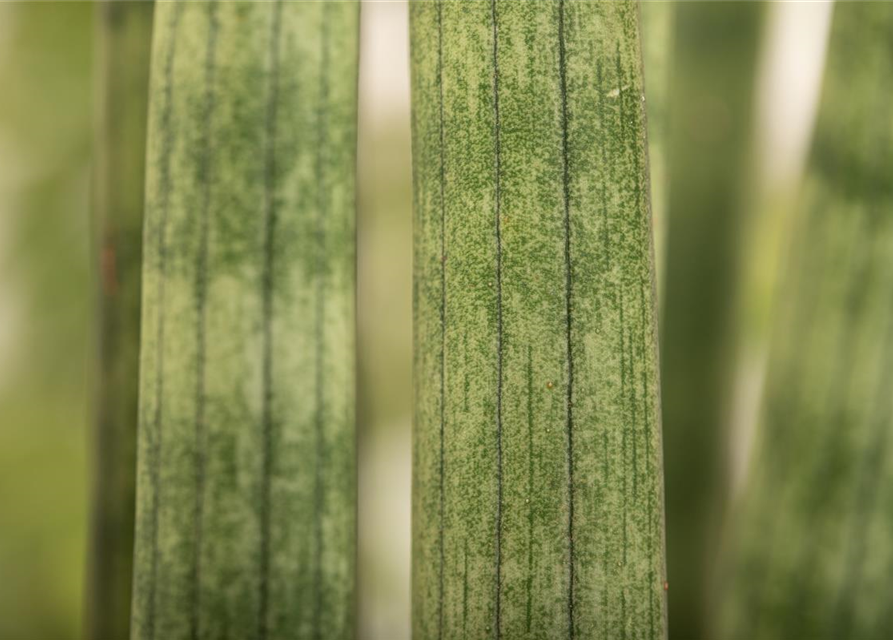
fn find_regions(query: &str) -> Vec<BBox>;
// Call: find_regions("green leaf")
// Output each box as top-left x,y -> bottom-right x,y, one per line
658,3 -> 765,638
720,4 -> 893,639
131,3 -> 359,638
410,1 -> 666,638
86,3 -> 153,639
639,0 -> 673,299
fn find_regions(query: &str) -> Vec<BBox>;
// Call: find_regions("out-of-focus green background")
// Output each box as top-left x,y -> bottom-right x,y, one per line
0,4 -> 94,638
0,2 -> 833,639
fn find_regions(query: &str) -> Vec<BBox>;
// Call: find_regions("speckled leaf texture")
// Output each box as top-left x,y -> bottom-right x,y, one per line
87,3 -> 153,639
410,1 -> 667,638
719,4 -> 893,640
131,2 -> 358,639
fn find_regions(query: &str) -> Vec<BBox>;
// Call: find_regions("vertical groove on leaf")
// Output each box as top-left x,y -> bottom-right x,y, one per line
190,4 -> 218,637
143,6 -> 181,638
435,4 -> 448,640
720,5 -> 893,640
489,1 -> 506,636
410,2 -> 667,638
87,3 -> 154,639
311,9 -> 331,640
131,3 -> 359,639
257,2 -> 282,637
557,3 -> 577,635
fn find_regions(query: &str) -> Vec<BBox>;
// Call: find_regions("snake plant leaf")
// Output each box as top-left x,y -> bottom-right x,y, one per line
131,2 -> 359,639
658,3 -> 765,638
639,0 -> 673,299
720,4 -> 893,639
86,3 -> 153,639
411,1 -> 667,638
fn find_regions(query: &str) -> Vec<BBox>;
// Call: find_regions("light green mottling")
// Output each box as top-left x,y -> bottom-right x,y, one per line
411,1 -> 666,638
131,2 -> 358,639
87,5 -> 153,639
720,5 -> 893,640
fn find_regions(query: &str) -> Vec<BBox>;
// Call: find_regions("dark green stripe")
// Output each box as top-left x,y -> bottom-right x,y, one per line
190,3 -> 218,638
146,7 -> 182,638
490,1 -> 505,637
556,2 -> 577,637
257,2 -> 282,637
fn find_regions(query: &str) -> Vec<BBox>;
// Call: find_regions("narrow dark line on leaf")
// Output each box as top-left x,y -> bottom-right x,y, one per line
190,5 -> 219,639
463,537 -> 469,640
649,507 -> 655,640
595,59 -> 610,640
602,423 -> 609,640
526,346 -> 534,634
620,287 -> 627,569
490,1 -> 504,638
258,2 -> 283,638
436,3 -> 447,638
312,9 -> 332,640
146,6 -> 182,639
641,282 -> 655,640
597,60 -> 610,286
626,54 -> 642,514
614,46 -> 630,586
629,149 -> 639,501
557,2 -> 576,637
621,591 -> 627,640
462,329 -> 470,412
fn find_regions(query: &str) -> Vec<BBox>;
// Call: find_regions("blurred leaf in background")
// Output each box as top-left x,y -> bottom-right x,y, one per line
721,4 -> 893,639
86,3 -> 153,639
659,3 -> 766,638
0,2 -> 94,639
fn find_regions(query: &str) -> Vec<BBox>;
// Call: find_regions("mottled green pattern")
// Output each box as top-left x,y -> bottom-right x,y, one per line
658,4 -> 764,639
411,1 -> 667,638
720,5 -> 893,640
131,2 -> 358,639
87,3 -> 153,639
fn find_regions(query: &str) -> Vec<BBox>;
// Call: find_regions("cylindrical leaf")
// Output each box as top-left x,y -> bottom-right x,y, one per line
131,3 -> 359,639
659,4 -> 764,638
86,3 -> 153,639
720,4 -> 893,639
639,0 -> 673,297
410,1 -> 667,638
